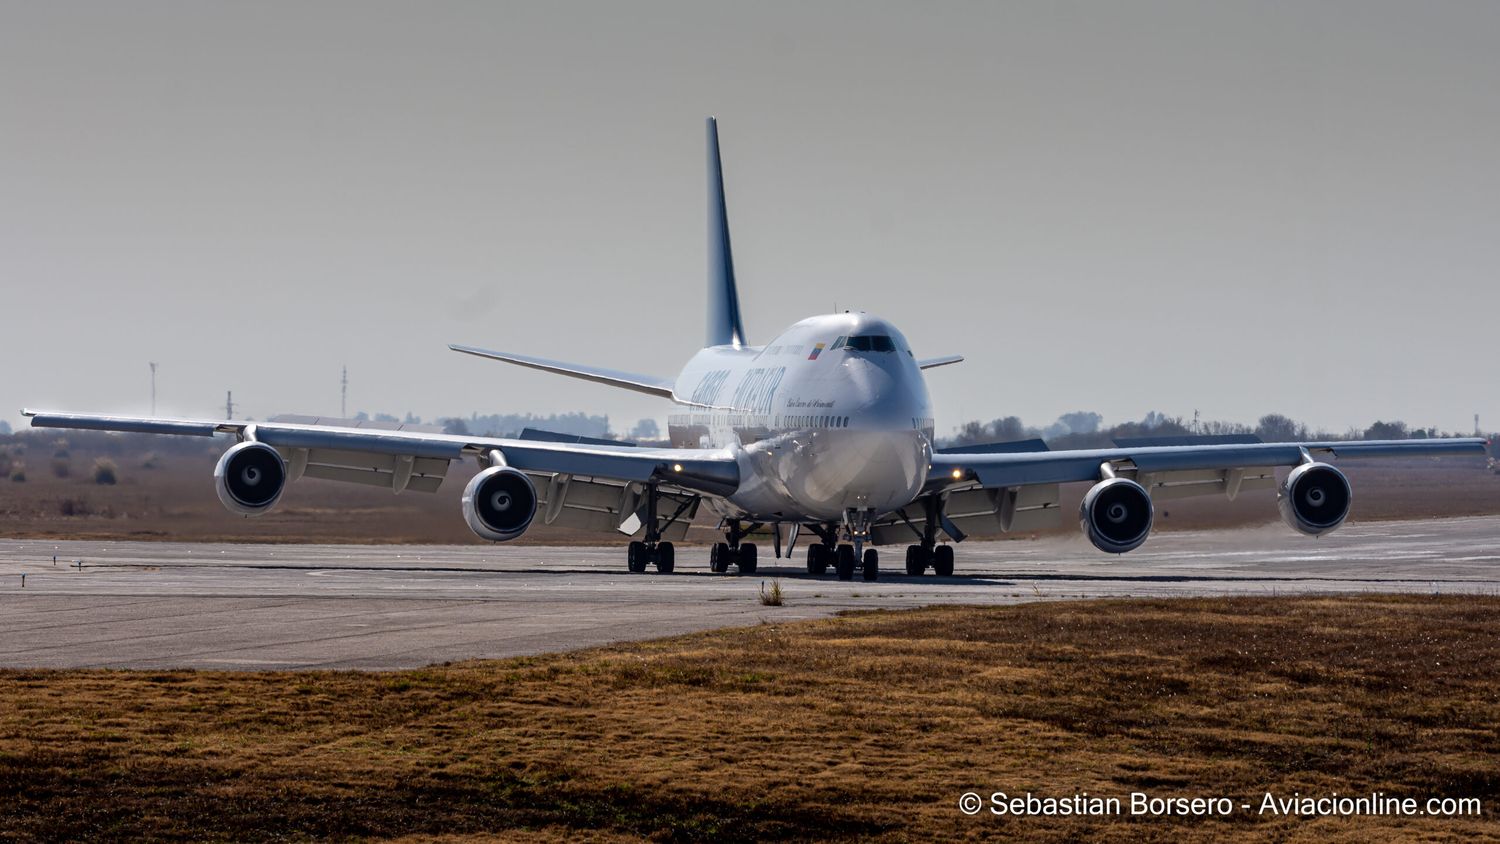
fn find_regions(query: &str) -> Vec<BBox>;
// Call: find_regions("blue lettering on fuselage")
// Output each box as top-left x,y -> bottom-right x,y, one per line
690,369 -> 731,405
728,367 -> 786,414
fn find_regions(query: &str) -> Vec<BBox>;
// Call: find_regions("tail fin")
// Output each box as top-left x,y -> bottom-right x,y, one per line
706,117 -> 747,348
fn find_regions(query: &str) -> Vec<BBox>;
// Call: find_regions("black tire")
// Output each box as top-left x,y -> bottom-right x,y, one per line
862,548 -> 879,581
806,544 -> 822,574
933,545 -> 955,577
738,543 -> 757,574
710,542 -> 730,573
904,545 -> 926,576
656,541 -> 675,573
835,545 -> 856,581
627,541 -> 647,573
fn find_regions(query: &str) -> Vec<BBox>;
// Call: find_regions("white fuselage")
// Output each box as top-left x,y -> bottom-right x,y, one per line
667,312 -> 935,522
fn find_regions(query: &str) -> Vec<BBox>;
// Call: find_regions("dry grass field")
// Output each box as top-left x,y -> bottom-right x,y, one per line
0,432 -> 1495,545
1,595 -> 1497,841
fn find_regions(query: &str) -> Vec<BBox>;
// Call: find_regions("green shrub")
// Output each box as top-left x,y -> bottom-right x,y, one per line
50,457 -> 70,478
93,458 -> 118,485
59,497 -> 90,517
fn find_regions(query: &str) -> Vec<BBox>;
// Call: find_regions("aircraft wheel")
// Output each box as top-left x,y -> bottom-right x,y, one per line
738,543 -> 757,574
655,541 -> 675,573
904,545 -> 927,576
808,544 -> 830,575
835,545 -> 856,581
862,548 -> 879,581
933,545 -> 955,577
627,541 -> 648,573
710,542 -> 731,573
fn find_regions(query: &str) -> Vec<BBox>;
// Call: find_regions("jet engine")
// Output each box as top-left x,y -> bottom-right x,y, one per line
1080,477 -> 1154,554
214,442 -> 288,515
1278,462 -> 1351,536
462,466 -> 538,542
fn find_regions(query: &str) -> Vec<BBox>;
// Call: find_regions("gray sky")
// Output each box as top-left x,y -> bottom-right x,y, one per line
3,1 -> 1498,437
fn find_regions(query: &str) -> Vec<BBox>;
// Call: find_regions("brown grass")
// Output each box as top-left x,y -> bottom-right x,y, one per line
2,595 -> 1498,841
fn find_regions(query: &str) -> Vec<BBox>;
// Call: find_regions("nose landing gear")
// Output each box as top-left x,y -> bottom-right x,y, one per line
803,513 -> 882,581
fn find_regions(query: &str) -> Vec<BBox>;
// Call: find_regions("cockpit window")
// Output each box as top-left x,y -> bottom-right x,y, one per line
844,334 -> 896,352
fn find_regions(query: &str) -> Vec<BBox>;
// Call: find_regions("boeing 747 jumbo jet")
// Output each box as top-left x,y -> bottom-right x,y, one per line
23,119 -> 1487,581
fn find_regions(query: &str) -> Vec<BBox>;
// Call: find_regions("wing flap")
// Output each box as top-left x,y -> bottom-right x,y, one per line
284,448 -> 451,493
299,463 -> 446,493
531,473 -> 699,540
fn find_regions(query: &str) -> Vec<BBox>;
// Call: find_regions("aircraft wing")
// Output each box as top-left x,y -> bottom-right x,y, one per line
877,436 -> 1489,545
929,438 -> 1487,489
22,409 -> 740,498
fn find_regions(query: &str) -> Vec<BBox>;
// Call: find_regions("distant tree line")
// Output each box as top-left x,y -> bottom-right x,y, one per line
346,410 -> 662,441
941,410 -> 1478,450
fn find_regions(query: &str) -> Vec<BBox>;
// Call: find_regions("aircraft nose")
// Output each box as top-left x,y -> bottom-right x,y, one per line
843,356 -> 926,429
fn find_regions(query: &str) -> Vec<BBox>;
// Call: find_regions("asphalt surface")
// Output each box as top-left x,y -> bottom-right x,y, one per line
3,515 -> 1498,670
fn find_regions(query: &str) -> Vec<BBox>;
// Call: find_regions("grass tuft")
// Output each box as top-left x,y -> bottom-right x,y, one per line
759,579 -> 784,606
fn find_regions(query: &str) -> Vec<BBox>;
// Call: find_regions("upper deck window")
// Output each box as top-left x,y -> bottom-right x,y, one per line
844,334 -> 897,352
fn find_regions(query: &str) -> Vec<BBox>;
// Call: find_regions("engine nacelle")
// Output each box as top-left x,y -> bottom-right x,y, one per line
1080,477 -> 1154,554
214,442 -> 287,516
1278,462 -> 1351,536
462,466 -> 538,542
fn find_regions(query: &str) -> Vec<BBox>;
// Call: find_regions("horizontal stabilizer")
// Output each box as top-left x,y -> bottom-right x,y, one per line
449,344 -> 676,400
936,438 -> 1050,455
917,355 -> 964,370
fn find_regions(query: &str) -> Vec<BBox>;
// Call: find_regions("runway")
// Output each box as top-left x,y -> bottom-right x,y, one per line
3,515 -> 1498,670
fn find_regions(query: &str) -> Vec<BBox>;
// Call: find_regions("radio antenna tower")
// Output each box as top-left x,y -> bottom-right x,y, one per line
226,391 -> 235,419
341,365 -> 348,418
149,362 -> 158,415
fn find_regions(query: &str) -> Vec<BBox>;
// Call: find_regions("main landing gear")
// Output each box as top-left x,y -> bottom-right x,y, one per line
627,539 -> 673,574
624,481 -> 691,574
900,495 -> 956,577
709,519 -> 759,574
903,543 -> 954,577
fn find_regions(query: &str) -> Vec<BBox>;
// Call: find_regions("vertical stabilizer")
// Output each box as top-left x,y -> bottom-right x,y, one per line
706,117 -> 746,348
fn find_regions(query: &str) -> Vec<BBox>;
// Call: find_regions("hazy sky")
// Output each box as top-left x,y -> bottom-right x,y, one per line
3,1 -> 1498,437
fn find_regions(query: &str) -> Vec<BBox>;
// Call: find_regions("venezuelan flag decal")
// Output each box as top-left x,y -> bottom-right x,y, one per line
807,342 -> 825,360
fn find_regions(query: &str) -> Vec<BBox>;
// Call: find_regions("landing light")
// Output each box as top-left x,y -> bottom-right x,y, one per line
951,468 -> 963,480
673,463 -> 683,473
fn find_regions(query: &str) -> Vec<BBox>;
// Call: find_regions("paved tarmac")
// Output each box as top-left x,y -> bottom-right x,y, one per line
2,515 -> 1498,670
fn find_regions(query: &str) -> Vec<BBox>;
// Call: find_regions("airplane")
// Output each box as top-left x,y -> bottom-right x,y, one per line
22,118 -> 1488,581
